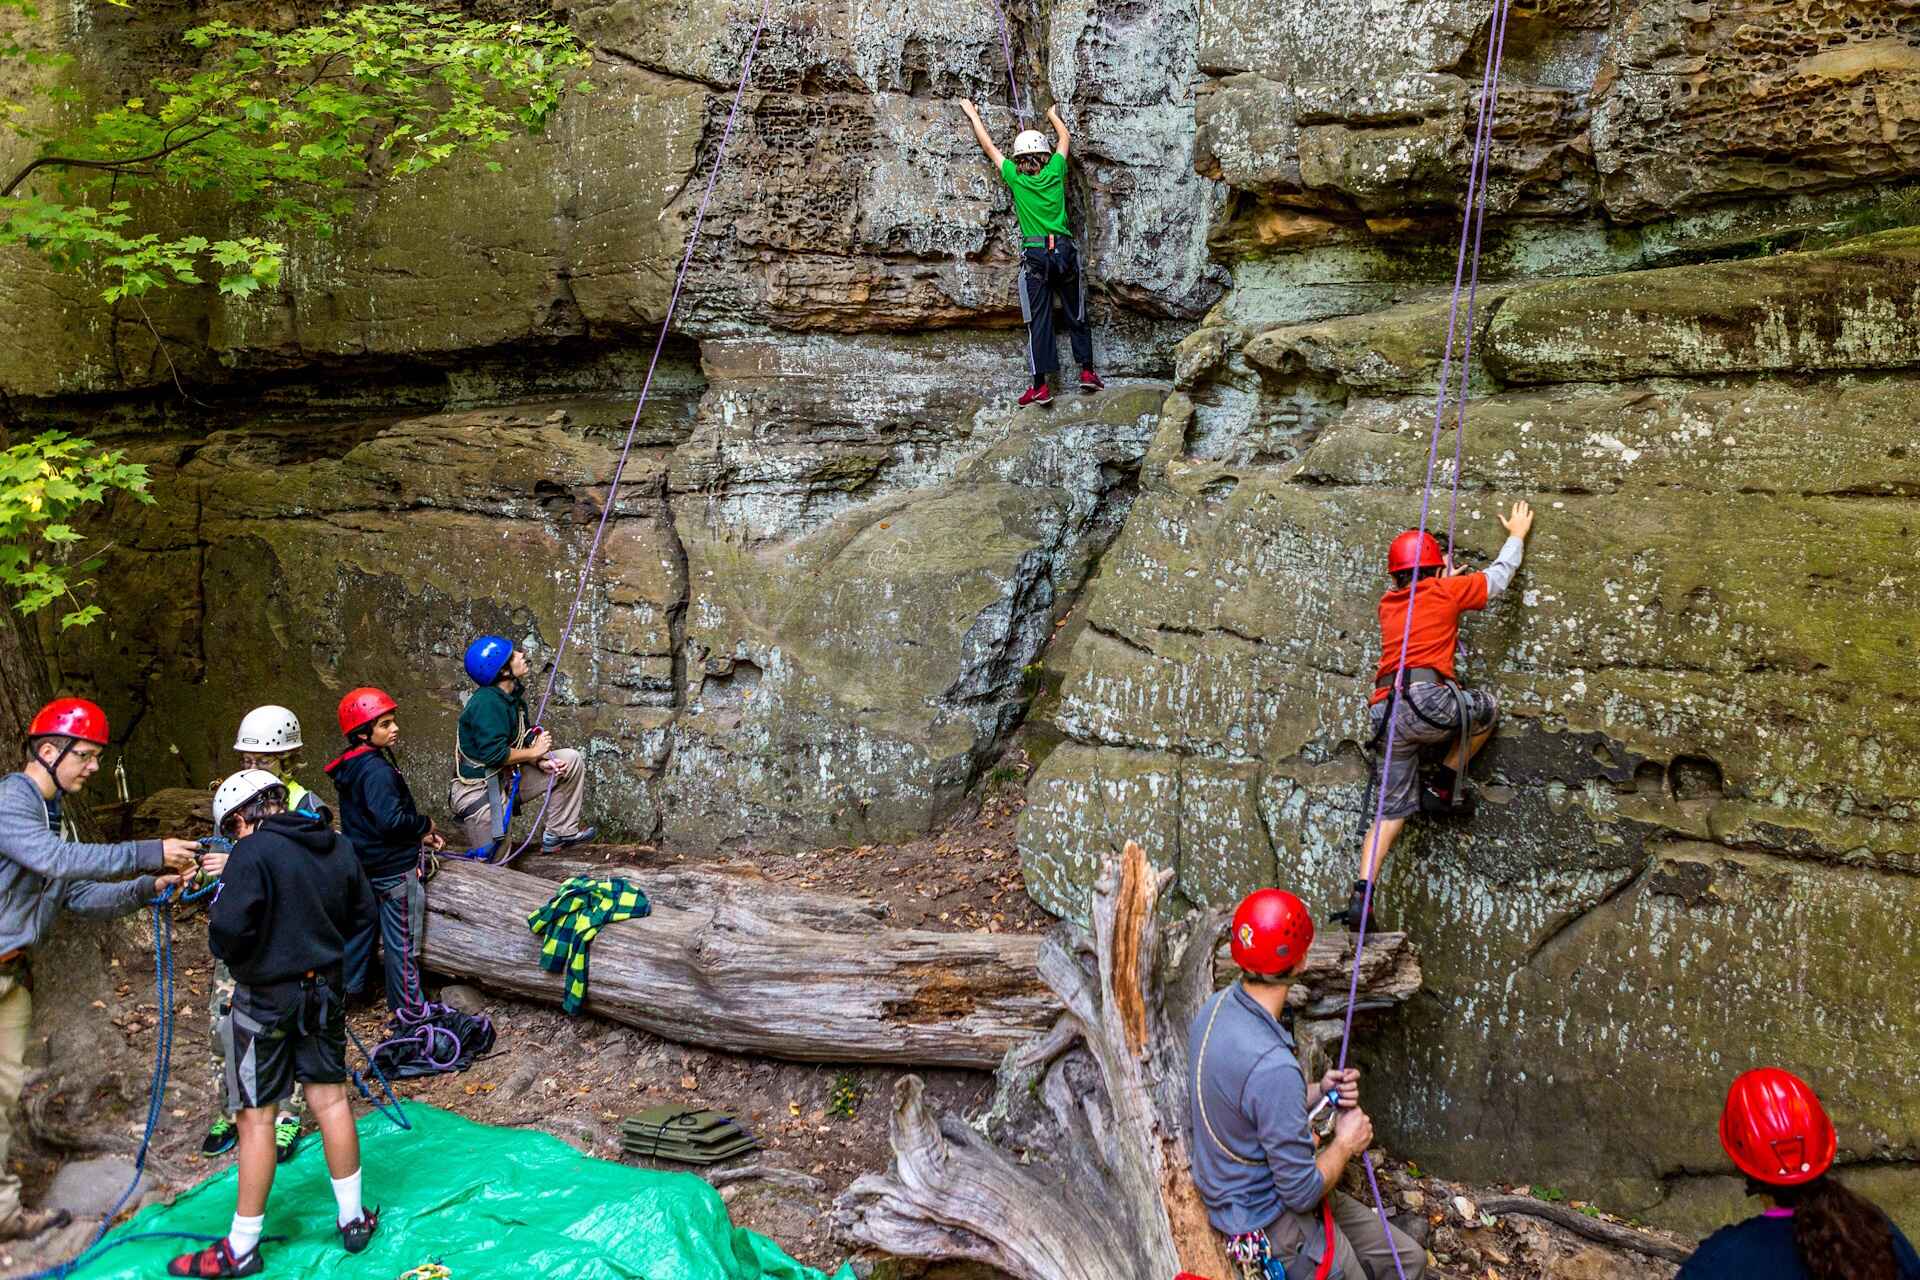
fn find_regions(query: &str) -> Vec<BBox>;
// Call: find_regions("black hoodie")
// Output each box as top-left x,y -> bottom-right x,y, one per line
325,745 -> 433,879
209,811 -> 377,987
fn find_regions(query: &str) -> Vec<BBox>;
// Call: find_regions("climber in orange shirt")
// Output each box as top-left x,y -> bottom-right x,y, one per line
1334,501 -> 1534,933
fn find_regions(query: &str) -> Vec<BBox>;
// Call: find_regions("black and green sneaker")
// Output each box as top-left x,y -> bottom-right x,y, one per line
273,1115 -> 301,1164
201,1116 -> 237,1158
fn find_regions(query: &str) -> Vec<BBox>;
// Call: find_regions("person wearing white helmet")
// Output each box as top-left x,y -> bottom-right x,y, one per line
957,97 -> 1104,407
169,770 -> 379,1278
231,706 -> 326,822
201,707 -> 327,1164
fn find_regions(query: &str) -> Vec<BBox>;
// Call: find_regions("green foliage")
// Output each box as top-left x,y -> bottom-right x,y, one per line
827,1071 -> 864,1120
1,2 -> 592,301
0,432 -> 152,628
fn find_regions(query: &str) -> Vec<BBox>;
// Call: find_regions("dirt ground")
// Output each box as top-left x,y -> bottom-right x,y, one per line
4,769 -> 1689,1279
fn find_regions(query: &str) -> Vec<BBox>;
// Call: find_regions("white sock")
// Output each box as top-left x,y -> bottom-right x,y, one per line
227,1212 -> 264,1257
331,1169 -> 363,1227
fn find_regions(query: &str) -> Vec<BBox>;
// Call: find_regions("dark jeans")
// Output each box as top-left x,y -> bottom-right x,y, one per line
1018,237 -> 1093,380
343,869 -> 424,1013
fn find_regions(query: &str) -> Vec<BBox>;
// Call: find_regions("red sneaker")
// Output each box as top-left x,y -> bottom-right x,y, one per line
1017,382 -> 1054,407
167,1240 -> 263,1277
1079,369 -> 1105,393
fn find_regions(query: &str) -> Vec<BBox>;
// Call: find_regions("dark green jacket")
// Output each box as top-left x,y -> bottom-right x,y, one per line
457,684 -> 527,781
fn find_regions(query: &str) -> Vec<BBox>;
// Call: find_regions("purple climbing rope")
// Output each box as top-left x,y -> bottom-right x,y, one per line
1334,5 -> 1515,1276
497,0 -> 773,865
989,0 -> 1030,120
1445,0 -> 1513,553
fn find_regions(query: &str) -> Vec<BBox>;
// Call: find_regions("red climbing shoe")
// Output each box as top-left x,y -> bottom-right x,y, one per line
167,1240 -> 263,1277
339,1207 -> 380,1255
1017,382 -> 1054,407
1078,368 -> 1105,393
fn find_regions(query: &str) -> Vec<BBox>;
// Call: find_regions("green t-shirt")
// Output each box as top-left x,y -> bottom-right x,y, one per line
457,684 -> 528,780
999,152 -> 1071,242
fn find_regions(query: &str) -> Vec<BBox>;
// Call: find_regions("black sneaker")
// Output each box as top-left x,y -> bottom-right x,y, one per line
1418,770 -> 1475,815
541,826 -> 598,852
201,1115 -> 237,1158
1330,880 -> 1381,933
339,1207 -> 380,1255
273,1115 -> 301,1164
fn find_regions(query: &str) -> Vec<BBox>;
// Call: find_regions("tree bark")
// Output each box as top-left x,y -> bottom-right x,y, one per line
831,841 -> 1423,1280
419,858 -> 1056,1068
1478,1195 -> 1691,1264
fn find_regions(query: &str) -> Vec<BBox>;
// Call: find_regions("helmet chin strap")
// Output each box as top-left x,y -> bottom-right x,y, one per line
28,739 -> 78,796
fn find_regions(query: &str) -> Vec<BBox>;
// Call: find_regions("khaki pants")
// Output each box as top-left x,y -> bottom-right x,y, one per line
0,974 -> 32,1220
449,748 -> 586,852
1246,1191 -> 1427,1280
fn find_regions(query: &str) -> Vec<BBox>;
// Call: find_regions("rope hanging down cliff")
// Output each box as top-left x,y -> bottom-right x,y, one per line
495,0 -> 773,864
1335,3 -> 1516,1276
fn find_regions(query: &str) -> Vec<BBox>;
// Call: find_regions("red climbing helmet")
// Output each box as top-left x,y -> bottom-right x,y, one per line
1229,888 -> 1314,977
337,687 -> 398,738
1719,1067 -> 1837,1187
28,697 -> 109,746
1387,530 -> 1447,574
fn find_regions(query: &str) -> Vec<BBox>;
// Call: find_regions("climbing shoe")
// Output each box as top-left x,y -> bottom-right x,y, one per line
1418,767 -> 1475,816
166,1240 -> 263,1277
541,825 -> 598,852
339,1207 -> 381,1255
1330,880 -> 1381,934
1017,382 -> 1054,407
0,1206 -> 70,1240
201,1115 -> 238,1157
273,1115 -> 301,1164
1078,368 -> 1105,393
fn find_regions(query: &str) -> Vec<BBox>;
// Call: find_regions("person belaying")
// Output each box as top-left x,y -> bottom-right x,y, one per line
169,770 -> 380,1278
1189,888 -> 1427,1279
957,97 -> 1104,407
450,636 -> 595,855
326,688 -> 444,1012
1678,1068 -> 1920,1280
0,698 -> 201,1241
204,705 -> 326,1162
1335,501 -> 1536,933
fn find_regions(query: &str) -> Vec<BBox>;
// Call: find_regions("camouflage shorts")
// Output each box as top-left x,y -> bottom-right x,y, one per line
209,960 -> 305,1120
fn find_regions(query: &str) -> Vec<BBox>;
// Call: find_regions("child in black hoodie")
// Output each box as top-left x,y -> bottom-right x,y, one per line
325,687 -> 444,1013
169,771 -> 379,1278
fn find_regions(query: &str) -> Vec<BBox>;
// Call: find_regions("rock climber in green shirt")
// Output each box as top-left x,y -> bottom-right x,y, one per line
959,98 -> 1104,407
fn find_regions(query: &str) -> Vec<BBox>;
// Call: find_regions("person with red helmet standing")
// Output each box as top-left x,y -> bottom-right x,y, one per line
325,689 -> 444,1012
1189,889 -> 1426,1279
1335,501 -> 1535,933
1679,1068 -> 1920,1279
0,698 -> 200,1239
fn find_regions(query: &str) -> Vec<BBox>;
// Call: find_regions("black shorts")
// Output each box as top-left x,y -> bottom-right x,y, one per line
220,976 -> 348,1112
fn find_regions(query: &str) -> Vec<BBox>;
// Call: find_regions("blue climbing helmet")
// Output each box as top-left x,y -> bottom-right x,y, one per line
463,635 -> 515,686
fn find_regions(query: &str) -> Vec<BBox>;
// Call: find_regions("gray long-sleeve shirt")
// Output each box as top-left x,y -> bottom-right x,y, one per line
1188,981 -> 1324,1234
0,771 -> 163,954
1482,534 -> 1525,599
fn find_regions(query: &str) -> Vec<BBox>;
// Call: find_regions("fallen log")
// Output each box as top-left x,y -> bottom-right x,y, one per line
420,858 -> 1051,1068
1478,1195 -> 1691,1264
518,853 -> 891,931
832,842 -> 1426,1280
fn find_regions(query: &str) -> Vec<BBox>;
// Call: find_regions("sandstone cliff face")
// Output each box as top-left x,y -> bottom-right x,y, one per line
8,0 -> 1920,1236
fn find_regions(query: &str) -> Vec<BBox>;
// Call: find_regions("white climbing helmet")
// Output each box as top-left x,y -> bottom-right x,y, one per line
234,705 -> 302,753
213,769 -> 286,835
1011,129 -> 1051,159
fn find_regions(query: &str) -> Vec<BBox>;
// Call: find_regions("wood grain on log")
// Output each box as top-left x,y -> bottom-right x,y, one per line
1479,1195 -> 1692,1263
834,841 -> 1424,1280
419,859 -> 1052,1068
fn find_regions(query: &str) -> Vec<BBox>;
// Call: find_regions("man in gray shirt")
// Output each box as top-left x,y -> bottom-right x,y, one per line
0,698 -> 200,1239
1190,887 -> 1425,1278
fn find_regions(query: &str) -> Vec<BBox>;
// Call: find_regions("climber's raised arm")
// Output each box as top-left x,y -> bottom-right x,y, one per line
1046,103 -> 1070,162
957,99 -> 1004,169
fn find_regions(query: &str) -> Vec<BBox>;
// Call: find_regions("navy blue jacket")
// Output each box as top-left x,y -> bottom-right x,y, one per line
1679,1211 -> 1920,1280
324,746 -> 432,880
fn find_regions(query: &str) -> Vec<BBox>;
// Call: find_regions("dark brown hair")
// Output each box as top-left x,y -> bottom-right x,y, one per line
1390,564 -> 1446,591
1768,1176 -> 1900,1280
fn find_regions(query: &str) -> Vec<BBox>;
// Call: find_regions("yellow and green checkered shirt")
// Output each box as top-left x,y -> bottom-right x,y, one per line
525,876 -> 650,1014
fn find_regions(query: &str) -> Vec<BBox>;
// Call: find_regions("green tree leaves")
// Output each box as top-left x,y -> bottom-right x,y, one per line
0,433 -> 152,629
1,3 -> 592,302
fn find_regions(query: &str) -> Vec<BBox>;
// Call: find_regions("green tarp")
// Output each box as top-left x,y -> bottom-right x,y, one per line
71,1103 -> 854,1280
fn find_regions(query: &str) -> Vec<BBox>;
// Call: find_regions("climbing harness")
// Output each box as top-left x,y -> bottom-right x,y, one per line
1335,3 -> 1516,1277
495,0 -> 773,866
